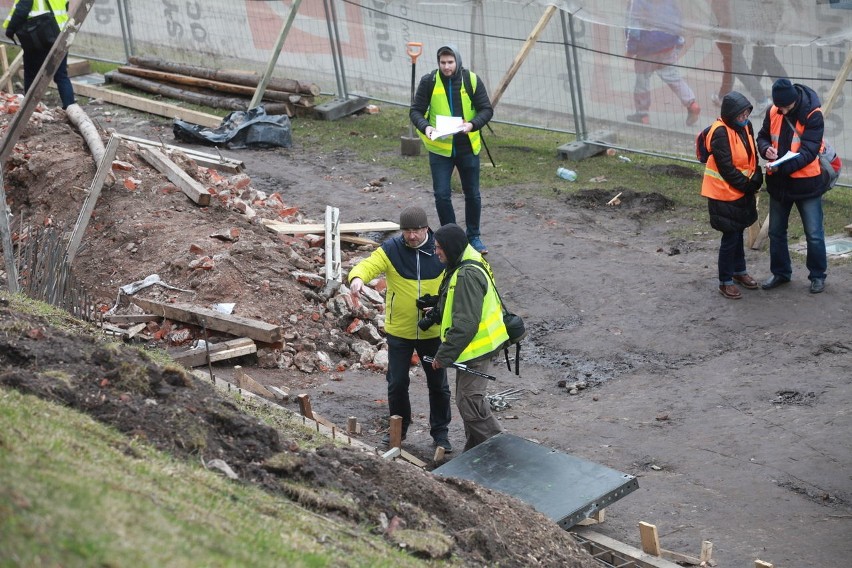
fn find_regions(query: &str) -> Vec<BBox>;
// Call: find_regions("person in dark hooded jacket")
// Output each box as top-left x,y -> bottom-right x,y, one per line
700,91 -> 763,300
430,224 -> 508,452
409,45 -> 494,255
756,79 -> 829,294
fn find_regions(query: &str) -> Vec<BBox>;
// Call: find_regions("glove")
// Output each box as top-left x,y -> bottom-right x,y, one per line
5,28 -> 15,40
745,171 -> 763,195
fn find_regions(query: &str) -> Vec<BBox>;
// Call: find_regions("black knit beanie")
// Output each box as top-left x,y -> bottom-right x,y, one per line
772,79 -> 798,107
434,223 -> 468,268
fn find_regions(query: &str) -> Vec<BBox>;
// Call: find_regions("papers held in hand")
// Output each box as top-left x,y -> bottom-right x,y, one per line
767,150 -> 799,169
429,115 -> 465,140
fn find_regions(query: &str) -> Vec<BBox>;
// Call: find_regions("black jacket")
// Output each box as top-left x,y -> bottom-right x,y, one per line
756,83 -> 828,202
707,91 -> 760,233
409,44 -> 493,156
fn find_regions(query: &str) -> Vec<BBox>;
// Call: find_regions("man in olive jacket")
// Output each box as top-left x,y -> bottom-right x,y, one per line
348,207 -> 452,451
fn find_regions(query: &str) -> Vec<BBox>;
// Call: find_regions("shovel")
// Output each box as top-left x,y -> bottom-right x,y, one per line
400,41 -> 423,156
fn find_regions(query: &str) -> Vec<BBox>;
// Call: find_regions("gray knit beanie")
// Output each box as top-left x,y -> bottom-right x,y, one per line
399,206 -> 428,230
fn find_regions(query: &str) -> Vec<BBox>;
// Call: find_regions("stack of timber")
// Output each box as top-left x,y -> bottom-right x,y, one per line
104,56 -> 320,118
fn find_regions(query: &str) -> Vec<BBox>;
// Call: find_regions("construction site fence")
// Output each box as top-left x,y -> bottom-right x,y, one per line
1,0 -> 851,185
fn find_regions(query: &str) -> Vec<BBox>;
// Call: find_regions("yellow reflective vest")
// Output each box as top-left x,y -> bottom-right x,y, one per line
440,248 -> 508,363
417,70 -> 482,157
4,0 -> 68,30
700,120 -> 756,202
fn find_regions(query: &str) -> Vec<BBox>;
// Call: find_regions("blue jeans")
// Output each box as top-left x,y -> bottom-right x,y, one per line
385,334 -> 451,440
429,151 -> 482,238
23,50 -> 76,109
767,195 -> 827,281
718,230 -> 747,285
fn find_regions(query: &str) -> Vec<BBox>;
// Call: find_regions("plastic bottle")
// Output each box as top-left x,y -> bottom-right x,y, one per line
556,167 -> 577,181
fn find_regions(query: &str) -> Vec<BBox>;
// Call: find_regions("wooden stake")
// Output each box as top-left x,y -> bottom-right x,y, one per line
347,417 -> 358,434
297,394 -> 314,419
700,541 -> 713,564
433,446 -> 445,462
388,415 -> 403,449
639,522 -> 661,556
0,49 -> 23,95
249,0 -> 304,109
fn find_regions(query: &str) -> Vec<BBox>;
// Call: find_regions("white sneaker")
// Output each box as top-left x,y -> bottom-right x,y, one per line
711,93 -> 723,107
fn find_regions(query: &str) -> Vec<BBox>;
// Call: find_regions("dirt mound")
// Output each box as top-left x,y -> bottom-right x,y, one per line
0,296 -> 596,566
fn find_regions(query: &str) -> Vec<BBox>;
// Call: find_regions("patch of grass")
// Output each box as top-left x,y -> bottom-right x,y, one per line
0,389 -> 432,568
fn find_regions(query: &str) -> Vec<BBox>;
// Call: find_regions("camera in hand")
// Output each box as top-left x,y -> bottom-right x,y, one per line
416,294 -> 441,331
416,294 -> 439,310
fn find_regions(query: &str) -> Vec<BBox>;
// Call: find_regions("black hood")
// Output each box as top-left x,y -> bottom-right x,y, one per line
434,223 -> 468,268
437,44 -> 463,81
720,91 -> 753,126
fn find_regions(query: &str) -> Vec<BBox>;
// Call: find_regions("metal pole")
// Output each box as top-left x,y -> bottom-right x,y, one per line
568,12 -> 588,140
322,0 -> 345,99
117,0 -> 133,61
327,0 -> 350,98
559,10 -> 581,138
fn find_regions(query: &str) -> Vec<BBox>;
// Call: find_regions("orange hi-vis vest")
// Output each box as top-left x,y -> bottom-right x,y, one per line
700,120 -> 756,202
767,106 -> 823,179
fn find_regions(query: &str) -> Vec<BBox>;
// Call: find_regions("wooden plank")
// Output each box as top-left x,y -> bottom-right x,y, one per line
660,548 -> 702,566
639,522 -> 661,556
490,5 -> 557,108
114,133 -> 245,172
0,49 -> 22,94
823,49 -> 852,116
755,561 -> 774,568
66,57 -> 91,78
171,337 -> 256,367
311,411 -> 337,431
400,449 -> 427,468
433,446 -> 445,462
66,134 -> 121,264
573,530 -> 683,568
71,80 -> 223,128
125,323 -> 147,339
577,508 -> 606,526
262,219 -> 399,235
128,296 -> 282,343
103,314 -> 161,324
234,365 -> 275,398
341,235 -> 380,247
700,541 -> 713,564
136,146 -> 211,206
0,45 -> 16,93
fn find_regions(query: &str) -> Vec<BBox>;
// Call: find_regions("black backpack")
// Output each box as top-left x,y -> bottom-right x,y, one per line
695,124 -> 713,164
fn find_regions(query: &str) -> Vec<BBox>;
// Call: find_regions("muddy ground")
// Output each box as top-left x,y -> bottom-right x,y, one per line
2,98 -> 851,567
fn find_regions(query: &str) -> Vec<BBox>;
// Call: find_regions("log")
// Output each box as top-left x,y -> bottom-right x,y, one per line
65,103 -> 105,163
127,55 -> 320,97
104,71 -> 294,116
117,65 -> 307,103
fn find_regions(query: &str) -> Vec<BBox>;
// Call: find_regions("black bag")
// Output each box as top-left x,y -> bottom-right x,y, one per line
16,13 -> 60,53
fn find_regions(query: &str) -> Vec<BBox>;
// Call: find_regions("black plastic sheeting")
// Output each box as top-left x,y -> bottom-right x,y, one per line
173,106 -> 292,150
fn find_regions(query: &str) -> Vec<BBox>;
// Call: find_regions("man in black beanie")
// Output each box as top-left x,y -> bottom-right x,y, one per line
756,78 -> 829,294
348,207 -> 452,452
431,223 -> 509,451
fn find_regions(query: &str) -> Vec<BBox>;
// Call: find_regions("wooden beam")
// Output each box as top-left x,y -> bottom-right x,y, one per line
249,0 -> 304,109
127,296 -> 282,343
400,449 -> 427,468
136,146 -> 211,206
114,133 -> 245,173
822,47 -> 852,116
71,80 -> 223,128
490,5 -> 557,108
262,219 -> 399,235
66,134 -> 120,264
573,529 -> 684,568
755,561 -> 774,568
171,337 -> 257,368
0,45 -> 20,93
103,314 -> 161,324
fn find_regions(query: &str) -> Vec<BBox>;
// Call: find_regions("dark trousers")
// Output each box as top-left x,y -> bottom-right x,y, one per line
718,230 -> 747,285
386,334 -> 451,440
23,47 -> 76,109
